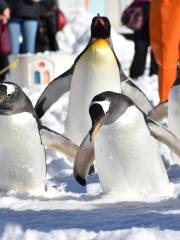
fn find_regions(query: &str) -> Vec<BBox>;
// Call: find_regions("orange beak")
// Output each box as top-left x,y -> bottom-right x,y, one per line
95,17 -> 105,27
90,121 -> 103,141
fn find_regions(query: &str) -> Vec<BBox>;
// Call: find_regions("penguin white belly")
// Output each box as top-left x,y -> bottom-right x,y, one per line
0,112 -> 46,193
65,40 -> 121,145
95,106 -> 169,194
168,86 -> 180,164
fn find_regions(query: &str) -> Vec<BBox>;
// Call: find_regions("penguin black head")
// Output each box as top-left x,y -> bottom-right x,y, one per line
0,82 -> 35,115
89,91 -> 133,140
91,14 -> 111,39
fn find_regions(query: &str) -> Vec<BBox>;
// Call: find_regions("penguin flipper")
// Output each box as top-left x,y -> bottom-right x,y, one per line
148,101 -> 168,122
74,133 -> 95,186
148,120 -> 180,157
122,79 -> 153,114
35,67 -> 73,119
40,125 -> 78,161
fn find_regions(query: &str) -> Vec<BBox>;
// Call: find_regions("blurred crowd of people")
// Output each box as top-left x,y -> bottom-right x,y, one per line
0,0 -> 61,54
0,0 -> 66,81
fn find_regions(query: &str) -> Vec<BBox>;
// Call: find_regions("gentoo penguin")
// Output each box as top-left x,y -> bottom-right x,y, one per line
149,63 -> 180,164
168,63 -> 180,164
35,15 -> 153,146
74,91 -> 180,194
0,82 -> 78,193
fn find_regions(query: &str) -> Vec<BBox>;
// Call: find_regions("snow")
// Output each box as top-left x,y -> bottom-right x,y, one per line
2,225 -> 180,240
1,7 -> 180,240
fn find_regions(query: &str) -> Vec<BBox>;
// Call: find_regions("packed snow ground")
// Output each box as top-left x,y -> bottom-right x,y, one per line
1,8 -> 180,240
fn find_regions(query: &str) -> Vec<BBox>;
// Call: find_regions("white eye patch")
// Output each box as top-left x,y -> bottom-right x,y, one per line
90,100 -> 110,113
3,84 -> 16,95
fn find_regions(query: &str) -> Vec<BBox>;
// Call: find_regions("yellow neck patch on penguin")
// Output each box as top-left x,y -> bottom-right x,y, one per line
91,39 -> 111,49
85,39 -> 115,64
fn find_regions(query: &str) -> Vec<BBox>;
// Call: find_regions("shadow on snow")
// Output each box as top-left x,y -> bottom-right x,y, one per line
1,197 -> 180,233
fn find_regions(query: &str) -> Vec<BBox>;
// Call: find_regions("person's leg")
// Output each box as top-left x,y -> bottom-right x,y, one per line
130,38 -> 148,79
46,15 -> 59,51
8,19 -> 21,54
0,53 -> 9,82
21,20 -> 38,53
158,67 -> 177,102
150,49 -> 158,76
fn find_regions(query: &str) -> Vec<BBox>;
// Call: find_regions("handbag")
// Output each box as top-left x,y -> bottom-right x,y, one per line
57,9 -> 67,31
0,21 -> 11,54
121,3 -> 143,31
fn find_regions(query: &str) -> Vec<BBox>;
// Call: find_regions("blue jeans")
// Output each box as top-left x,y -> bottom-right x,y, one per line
8,18 -> 38,54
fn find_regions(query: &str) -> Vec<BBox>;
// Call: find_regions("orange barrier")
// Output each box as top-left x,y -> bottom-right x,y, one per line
150,0 -> 180,102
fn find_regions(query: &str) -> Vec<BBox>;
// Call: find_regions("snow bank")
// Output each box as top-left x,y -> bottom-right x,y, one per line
2,224 -> 180,240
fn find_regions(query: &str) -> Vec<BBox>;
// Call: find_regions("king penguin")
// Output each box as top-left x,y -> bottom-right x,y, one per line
35,15 -> 152,146
74,91 -> 180,194
0,82 -> 78,194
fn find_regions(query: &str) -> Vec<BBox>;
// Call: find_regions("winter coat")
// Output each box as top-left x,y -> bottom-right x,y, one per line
0,0 -> 8,13
39,0 -> 57,17
36,0 -> 59,52
5,0 -> 40,20
150,0 -> 180,102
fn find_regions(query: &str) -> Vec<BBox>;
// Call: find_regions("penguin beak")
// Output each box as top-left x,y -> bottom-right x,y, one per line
90,120 -> 103,141
95,16 -> 105,27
